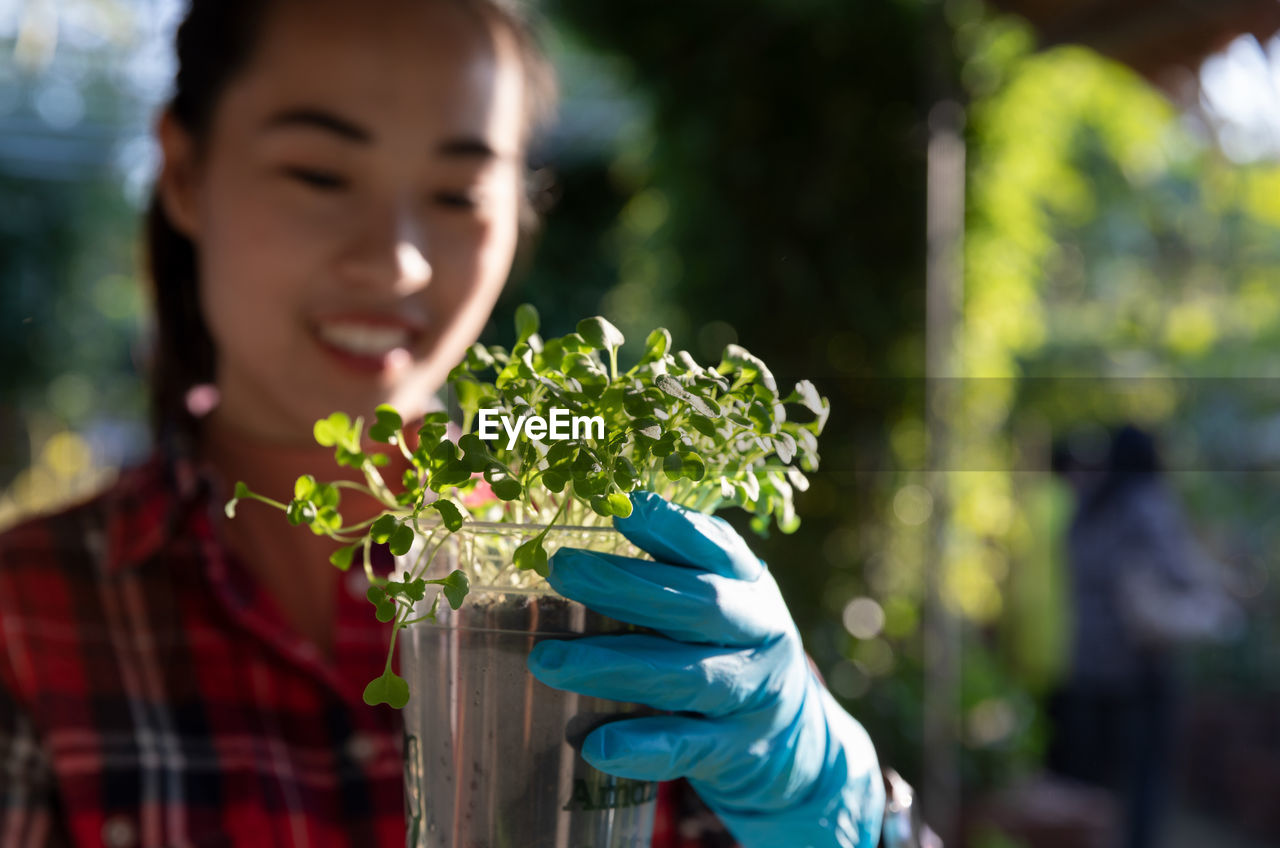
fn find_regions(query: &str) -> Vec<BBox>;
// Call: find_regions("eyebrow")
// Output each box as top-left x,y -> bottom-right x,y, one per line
261,106 -> 506,160
262,107 -> 371,143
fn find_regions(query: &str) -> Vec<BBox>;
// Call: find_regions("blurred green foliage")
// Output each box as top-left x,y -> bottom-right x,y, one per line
0,6 -> 148,520
956,9 -> 1280,792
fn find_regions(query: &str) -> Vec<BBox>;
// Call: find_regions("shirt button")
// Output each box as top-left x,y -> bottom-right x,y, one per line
101,815 -> 137,848
346,732 -> 379,766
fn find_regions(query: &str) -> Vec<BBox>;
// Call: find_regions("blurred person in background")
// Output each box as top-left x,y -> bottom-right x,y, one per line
0,0 -> 889,846
1048,424 -> 1241,848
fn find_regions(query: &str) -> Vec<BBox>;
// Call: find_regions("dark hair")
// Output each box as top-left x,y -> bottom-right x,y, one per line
143,0 -> 557,455
1106,424 -> 1160,476
1077,423 -> 1162,518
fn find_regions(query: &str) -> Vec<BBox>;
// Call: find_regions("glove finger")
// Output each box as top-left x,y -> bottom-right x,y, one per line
614,491 -> 762,580
527,632 -> 795,716
547,548 -> 786,645
579,714 -> 740,784
585,703 -> 833,815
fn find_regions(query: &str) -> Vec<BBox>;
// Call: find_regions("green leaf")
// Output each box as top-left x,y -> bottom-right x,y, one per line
654,374 -> 719,418
747,400 -> 778,434
438,569 -> 470,609
606,491 -> 633,518
623,391 -> 655,419
652,432 -> 678,458
429,498 -> 465,532
773,431 -> 797,463
573,472 -> 609,498
429,438 -> 460,464
572,448 -> 603,476
542,469 -> 568,492
363,671 -> 410,709
513,533 -> 550,577
459,433 -> 496,473
370,514 -> 398,544
464,343 -> 496,371
689,414 -> 719,439
293,474 -> 316,500
515,303 -> 540,343
718,344 -> 777,391
334,445 -> 366,469
329,544 -> 358,571
576,316 -> 625,351
286,498 -> 316,526
662,450 -> 705,482
417,413 -> 450,448
640,327 -> 671,363
662,450 -> 684,480
559,332 -> 590,354
564,352 -> 606,382
387,578 -> 427,602
369,404 -> 404,443
432,468 -> 474,490
313,412 -> 352,447
373,596 -> 398,622
313,482 -> 340,509
547,441 -> 577,468
720,476 -> 735,499
676,350 -> 702,375
311,506 -> 342,535
613,456 -> 639,490
490,476 -> 522,501
630,418 -> 662,441
389,524 -> 414,557
225,480 -> 254,519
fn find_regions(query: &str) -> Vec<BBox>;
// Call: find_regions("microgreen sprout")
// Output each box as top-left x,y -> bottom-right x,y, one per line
225,305 -> 829,708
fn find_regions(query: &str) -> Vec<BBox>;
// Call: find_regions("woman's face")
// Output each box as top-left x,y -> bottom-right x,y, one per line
159,0 -> 526,443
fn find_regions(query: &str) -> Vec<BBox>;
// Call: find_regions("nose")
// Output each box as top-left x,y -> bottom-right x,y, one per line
338,196 -> 432,294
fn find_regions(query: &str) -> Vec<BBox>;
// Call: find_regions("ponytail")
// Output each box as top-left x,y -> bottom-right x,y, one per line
143,190 -> 215,453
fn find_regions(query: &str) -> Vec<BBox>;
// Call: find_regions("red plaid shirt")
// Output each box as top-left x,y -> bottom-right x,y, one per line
0,444 -> 733,847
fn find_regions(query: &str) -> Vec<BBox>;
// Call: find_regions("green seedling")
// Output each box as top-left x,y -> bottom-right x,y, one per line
226,305 -> 829,707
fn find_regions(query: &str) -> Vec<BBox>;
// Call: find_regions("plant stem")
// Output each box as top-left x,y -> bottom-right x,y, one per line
363,539 -> 376,583
384,605 -> 406,674
394,430 -> 415,464
243,491 -> 288,511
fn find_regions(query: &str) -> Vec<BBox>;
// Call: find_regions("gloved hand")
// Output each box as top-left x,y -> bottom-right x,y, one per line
527,491 -> 885,848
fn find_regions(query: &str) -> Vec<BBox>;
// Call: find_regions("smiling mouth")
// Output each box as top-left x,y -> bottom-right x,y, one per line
314,321 -> 414,357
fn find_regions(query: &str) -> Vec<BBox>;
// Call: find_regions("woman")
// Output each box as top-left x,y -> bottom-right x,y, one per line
0,1 -> 885,845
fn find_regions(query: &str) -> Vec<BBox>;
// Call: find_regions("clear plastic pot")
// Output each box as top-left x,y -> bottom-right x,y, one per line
399,522 -> 658,848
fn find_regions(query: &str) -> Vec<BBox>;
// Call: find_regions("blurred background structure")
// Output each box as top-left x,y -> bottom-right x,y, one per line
5,1 -> 1280,846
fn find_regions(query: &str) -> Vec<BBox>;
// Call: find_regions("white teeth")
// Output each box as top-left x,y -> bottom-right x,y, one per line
315,322 -> 411,356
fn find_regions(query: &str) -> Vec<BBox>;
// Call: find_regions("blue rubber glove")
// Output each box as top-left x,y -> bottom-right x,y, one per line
527,491 -> 885,848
